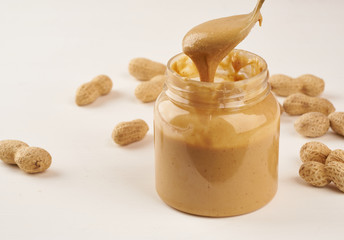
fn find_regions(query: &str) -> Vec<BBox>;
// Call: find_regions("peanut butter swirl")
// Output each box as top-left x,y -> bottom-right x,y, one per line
182,0 -> 264,82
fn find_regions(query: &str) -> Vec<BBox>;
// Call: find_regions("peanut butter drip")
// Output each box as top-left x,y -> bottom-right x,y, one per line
182,0 -> 264,82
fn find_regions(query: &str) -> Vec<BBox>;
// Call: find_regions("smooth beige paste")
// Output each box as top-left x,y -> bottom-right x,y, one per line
183,0 -> 264,82
155,0 -> 279,217
155,93 -> 279,216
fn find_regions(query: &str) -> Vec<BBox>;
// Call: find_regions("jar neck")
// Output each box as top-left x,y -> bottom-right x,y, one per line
165,49 -> 270,110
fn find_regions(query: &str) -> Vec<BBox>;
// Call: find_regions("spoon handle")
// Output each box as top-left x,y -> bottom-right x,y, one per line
251,0 -> 265,19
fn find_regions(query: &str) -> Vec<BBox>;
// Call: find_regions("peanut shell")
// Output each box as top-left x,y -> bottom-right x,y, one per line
283,93 -> 335,116
14,147 -> 52,173
294,112 -> 330,138
129,58 -> 166,81
75,75 -> 113,106
269,74 -> 302,97
300,141 -> 331,164
328,112 -> 344,137
325,149 -> 344,165
135,75 -> 166,103
299,161 -> 331,187
112,119 -> 149,146
91,75 -> 113,95
296,74 -> 325,97
325,161 -> 344,192
0,140 -> 29,164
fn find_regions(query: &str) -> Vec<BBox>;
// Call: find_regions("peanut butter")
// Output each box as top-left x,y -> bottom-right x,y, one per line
155,90 -> 279,216
183,0 -> 264,82
154,0 -> 279,217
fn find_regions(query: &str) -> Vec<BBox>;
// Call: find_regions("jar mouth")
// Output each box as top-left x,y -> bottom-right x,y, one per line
167,49 -> 268,87
165,49 -> 270,109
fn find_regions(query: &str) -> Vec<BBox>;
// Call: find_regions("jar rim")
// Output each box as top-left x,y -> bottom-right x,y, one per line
165,49 -> 270,109
166,49 -> 268,88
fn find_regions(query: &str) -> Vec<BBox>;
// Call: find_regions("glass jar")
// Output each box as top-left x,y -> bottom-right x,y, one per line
154,49 -> 280,217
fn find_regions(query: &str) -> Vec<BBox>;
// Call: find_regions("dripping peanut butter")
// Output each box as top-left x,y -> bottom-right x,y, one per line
183,0 -> 264,82
154,0 -> 280,217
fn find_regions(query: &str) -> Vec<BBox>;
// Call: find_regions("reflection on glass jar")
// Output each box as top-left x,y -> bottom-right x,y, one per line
154,49 -> 280,217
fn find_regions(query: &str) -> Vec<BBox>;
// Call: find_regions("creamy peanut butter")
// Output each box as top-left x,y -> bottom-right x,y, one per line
183,0 -> 264,82
154,0 -> 279,217
155,91 -> 279,216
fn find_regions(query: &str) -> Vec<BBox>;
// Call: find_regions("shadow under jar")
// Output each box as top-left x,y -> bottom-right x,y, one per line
154,49 -> 280,217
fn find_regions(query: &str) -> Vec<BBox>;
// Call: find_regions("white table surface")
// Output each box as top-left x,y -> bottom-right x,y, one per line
1,0 -> 344,239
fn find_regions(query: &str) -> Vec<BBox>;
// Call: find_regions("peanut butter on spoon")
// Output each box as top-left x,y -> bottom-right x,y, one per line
182,0 -> 265,82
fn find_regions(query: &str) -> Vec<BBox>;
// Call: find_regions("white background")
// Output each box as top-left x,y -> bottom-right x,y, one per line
1,0 -> 344,239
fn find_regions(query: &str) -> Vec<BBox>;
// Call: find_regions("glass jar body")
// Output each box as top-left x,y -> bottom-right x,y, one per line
154,50 -> 280,217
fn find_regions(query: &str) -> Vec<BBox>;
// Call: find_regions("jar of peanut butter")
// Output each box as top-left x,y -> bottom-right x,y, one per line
154,49 -> 280,217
